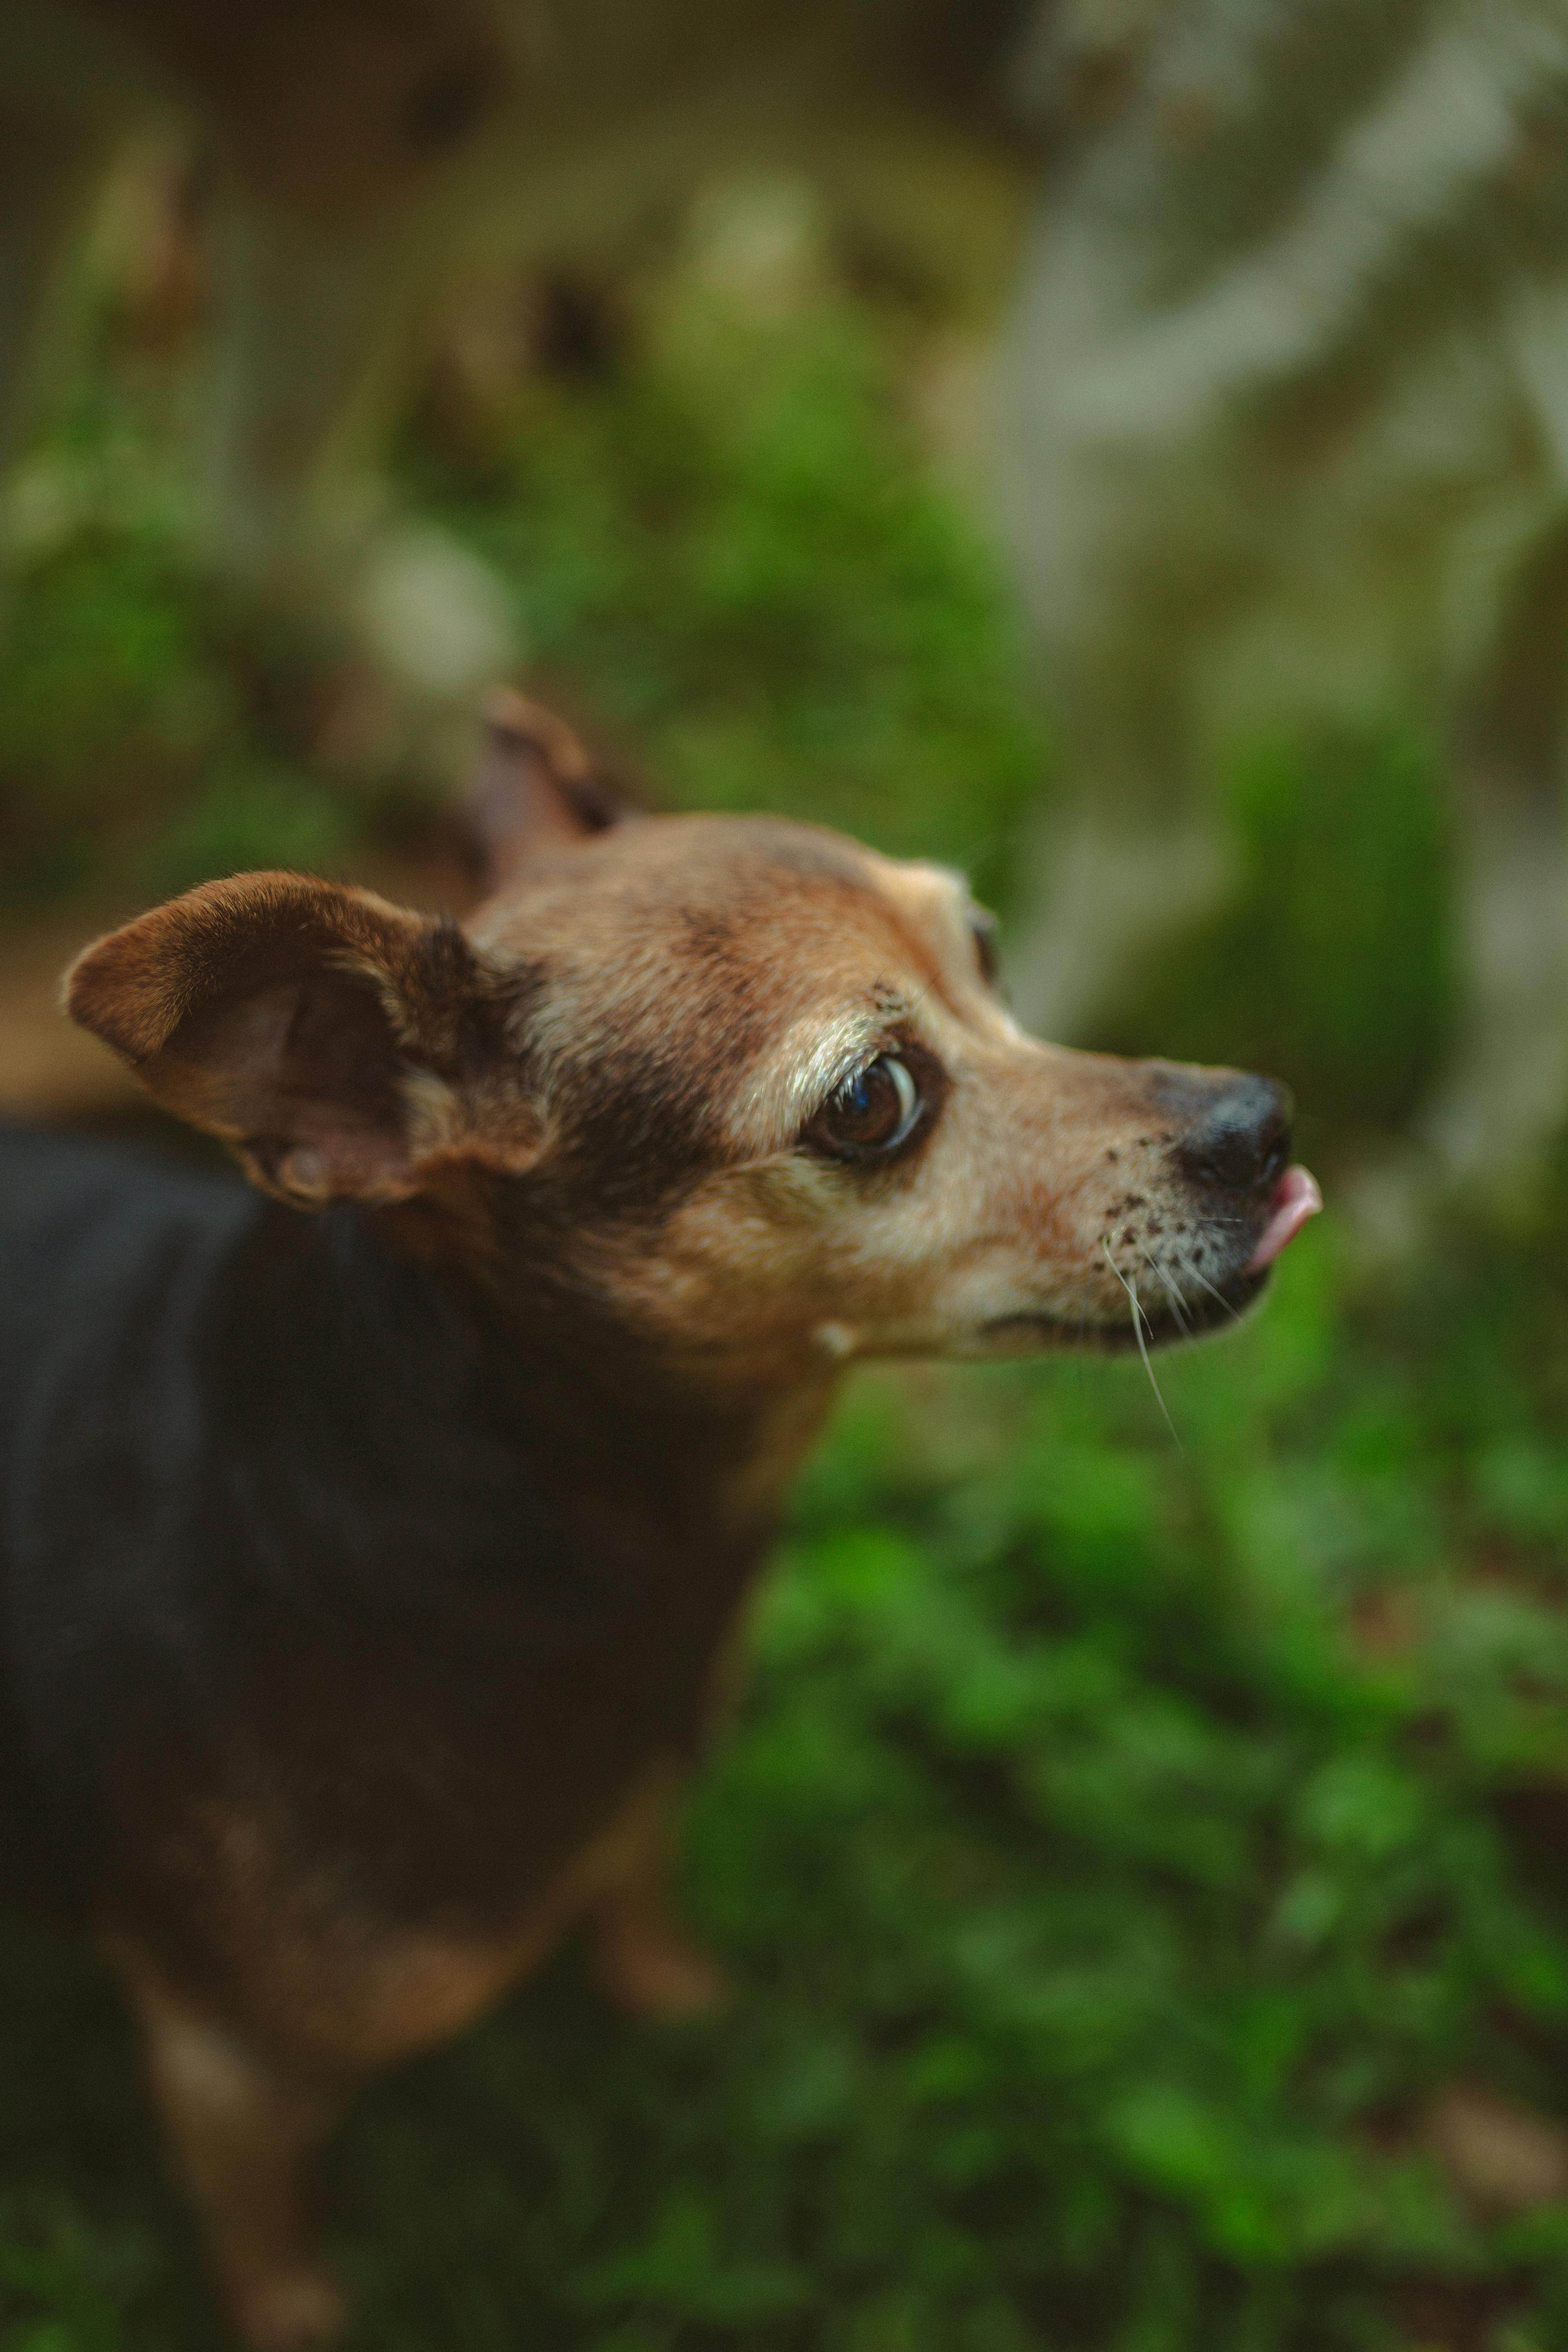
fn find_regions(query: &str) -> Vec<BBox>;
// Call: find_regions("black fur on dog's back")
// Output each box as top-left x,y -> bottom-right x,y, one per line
0,1121 -> 755,1991
0,1122 -> 256,1909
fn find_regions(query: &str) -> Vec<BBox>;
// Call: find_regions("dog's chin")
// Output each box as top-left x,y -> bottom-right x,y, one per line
976,1265 -> 1270,1358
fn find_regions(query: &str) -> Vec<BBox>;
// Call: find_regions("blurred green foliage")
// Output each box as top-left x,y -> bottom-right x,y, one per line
0,243 -> 1561,2352
0,297 -> 1045,917
0,528 -> 211,899
1093,722 -> 1460,1157
413,300 -> 1047,911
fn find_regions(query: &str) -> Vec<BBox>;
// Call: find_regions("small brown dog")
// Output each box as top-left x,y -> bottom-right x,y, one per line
4,701 -> 1317,2347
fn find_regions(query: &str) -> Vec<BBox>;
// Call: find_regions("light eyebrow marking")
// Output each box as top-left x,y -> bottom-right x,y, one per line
727,1007 -> 891,1150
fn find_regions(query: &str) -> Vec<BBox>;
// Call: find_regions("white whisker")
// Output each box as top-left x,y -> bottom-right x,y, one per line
1172,1245 -> 1243,1325
1140,1242 -> 1192,1335
1102,1240 -> 1182,1450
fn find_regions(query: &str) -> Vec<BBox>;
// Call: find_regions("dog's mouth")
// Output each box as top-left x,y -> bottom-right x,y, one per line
981,1163 -> 1322,1355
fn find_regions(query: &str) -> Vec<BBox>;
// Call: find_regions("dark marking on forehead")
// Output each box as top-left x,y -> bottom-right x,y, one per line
550,1031 -> 768,1219
531,944 -> 782,1222
678,909 -> 742,964
486,814 -> 948,1218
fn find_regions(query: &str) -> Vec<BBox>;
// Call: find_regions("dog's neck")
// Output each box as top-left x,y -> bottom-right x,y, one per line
469,1261 -> 839,1566
251,1189 -> 838,1578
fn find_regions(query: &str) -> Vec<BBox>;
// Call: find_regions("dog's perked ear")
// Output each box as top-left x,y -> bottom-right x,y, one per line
459,687 -> 622,891
65,873 -> 534,1205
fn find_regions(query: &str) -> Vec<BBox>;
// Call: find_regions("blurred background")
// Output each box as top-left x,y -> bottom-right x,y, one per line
7,3 -> 1568,2348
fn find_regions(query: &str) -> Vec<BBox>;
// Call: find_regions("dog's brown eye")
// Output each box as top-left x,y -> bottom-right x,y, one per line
808,1053 -> 922,1159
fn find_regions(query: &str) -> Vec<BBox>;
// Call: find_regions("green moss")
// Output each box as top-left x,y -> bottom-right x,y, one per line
417,305 -> 1049,912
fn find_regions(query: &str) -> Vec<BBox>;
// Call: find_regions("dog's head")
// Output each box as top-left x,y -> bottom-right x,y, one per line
66,699 -> 1318,1384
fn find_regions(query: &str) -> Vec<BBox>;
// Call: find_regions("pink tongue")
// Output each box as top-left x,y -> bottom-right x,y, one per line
1245,1165 -> 1322,1273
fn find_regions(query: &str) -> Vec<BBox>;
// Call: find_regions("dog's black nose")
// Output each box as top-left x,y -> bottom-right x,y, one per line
1173,1075 -> 1293,1194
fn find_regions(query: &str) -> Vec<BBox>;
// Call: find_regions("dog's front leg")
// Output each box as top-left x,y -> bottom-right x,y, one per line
111,1952 -> 349,2351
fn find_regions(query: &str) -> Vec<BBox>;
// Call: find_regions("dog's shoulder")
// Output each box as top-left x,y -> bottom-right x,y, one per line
0,1120 -> 254,1415
0,1121 -> 263,1908
0,1115 -> 250,1252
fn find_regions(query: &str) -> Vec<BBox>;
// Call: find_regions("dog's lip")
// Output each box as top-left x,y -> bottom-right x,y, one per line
978,1165 -> 1321,1355
1245,1164 -> 1322,1273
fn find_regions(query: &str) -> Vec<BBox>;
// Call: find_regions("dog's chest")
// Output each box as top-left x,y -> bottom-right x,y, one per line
98,1529 -> 751,2055
110,1750 -> 685,2067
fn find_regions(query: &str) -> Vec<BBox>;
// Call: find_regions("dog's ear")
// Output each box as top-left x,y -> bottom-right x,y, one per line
460,688 -> 621,891
65,872 -> 533,1205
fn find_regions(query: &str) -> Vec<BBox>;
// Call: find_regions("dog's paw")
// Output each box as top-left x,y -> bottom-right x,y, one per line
226,2262 -> 346,2351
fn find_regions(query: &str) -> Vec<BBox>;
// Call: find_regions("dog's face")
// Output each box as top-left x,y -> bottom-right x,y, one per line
67,702 -> 1317,1385
469,814 -> 1315,1369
